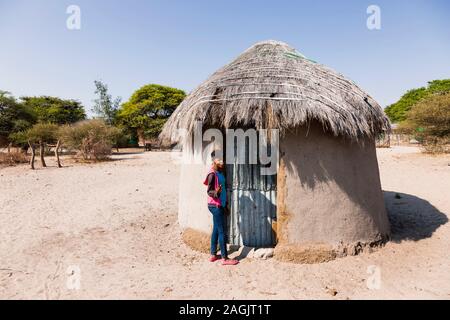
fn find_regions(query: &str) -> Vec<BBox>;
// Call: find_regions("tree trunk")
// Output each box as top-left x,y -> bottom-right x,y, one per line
39,141 -> 46,167
137,128 -> 145,147
29,141 -> 35,170
55,139 -> 62,168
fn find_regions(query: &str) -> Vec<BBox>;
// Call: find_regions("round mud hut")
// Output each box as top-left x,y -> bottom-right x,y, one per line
160,40 -> 391,263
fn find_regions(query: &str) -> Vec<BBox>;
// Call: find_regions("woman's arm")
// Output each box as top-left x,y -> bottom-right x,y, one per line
206,173 -> 221,198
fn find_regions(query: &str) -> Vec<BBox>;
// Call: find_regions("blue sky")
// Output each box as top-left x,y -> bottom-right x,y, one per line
0,0 -> 449,116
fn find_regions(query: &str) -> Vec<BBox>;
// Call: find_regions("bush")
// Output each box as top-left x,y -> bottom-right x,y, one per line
8,131 -> 29,148
398,93 -> 450,153
59,120 -> 119,160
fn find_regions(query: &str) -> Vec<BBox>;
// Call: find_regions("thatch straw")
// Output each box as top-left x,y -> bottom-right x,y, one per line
160,40 -> 390,143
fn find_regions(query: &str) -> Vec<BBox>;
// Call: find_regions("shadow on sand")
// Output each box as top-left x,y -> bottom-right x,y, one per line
232,246 -> 253,261
384,191 -> 448,242
112,151 -> 144,156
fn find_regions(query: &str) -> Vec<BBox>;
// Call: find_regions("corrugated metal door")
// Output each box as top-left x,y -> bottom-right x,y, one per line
226,156 -> 277,247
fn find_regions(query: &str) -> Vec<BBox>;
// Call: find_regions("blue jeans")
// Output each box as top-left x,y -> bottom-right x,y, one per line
208,205 -> 228,258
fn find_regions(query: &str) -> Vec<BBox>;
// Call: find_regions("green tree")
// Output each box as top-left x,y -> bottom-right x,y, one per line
385,79 -> 450,123
14,123 -> 60,169
0,93 -> 36,146
21,96 -> 86,125
92,80 -> 121,125
117,84 -> 185,141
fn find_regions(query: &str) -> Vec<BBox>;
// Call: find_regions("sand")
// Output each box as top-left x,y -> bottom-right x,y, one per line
0,146 -> 449,299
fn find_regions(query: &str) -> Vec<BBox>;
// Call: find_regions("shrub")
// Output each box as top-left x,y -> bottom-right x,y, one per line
8,131 -> 29,148
59,119 -> 119,160
398,93 -> 450,153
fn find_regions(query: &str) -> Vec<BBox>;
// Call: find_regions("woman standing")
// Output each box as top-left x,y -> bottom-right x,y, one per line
203,159 -> 239,265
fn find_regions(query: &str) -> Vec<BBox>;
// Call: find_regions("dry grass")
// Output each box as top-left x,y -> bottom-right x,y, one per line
0,151 -> 29,166
160,40 -> 390,144
421,139 -> 450,154
274,243 -> 336,264
181,228 -> 211,254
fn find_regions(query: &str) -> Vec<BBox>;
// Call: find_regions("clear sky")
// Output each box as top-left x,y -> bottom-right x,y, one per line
0,0 -> 449,116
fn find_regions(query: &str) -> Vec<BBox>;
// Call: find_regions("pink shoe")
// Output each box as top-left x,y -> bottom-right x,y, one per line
209,255 -> 221,262
221,259 -> 239,265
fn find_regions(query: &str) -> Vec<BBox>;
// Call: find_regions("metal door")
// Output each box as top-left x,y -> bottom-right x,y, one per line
226,147 -> 277,247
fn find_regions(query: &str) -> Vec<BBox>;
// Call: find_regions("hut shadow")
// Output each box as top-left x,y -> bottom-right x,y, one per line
384,191 -> 448,242
231,246 -> 253,261
281,134 -> 372,192
281,138 -> 387,230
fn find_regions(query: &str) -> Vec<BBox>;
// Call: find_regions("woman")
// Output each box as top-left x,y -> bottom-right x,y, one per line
203,159 -> 239,265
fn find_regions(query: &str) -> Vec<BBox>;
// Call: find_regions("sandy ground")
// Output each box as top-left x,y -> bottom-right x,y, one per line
0,146 -> 449,300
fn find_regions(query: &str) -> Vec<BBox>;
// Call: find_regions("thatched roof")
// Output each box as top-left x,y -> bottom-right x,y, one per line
160,40 -> 390,143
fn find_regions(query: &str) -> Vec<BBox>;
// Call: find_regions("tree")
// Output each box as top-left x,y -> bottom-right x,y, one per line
21,96 -> 86,125
0,93 -> 36,147
109,127 -> 130,151
398,93 -> 450,152
92,80 -> 121,125
24,123 -> 59,169
117,84 -> 185,142
385,79 -> 450,123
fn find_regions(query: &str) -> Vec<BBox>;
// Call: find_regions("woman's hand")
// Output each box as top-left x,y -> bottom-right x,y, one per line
216,185 -> 222,193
